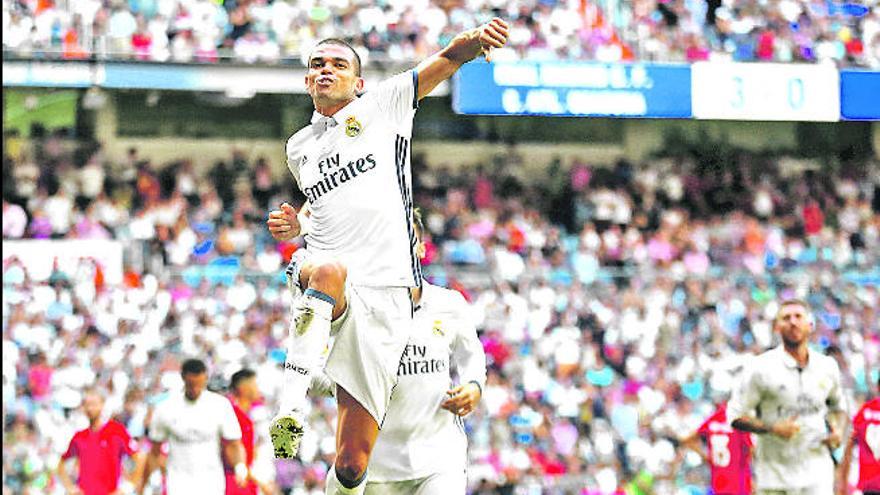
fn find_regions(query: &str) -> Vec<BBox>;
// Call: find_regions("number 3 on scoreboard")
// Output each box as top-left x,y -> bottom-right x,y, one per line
788,77 -> 805,111
730,76 -> 745,110
710,434 -> 731,467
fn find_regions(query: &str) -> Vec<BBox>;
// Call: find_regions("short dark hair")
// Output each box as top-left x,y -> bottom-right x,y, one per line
413,207 -> 425,238
312,38 -> 362,76
181,358 -> 207,376
230,368 -> 256,392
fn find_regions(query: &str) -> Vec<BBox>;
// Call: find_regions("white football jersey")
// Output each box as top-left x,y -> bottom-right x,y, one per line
286,70 -> 421,288
727,345 -> 846,490
149,390 -> 242,495
368,282 -> 487,482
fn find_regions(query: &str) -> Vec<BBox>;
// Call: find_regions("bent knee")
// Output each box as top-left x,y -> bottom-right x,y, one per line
302,260 -> 347,290
334,452 -> 369,482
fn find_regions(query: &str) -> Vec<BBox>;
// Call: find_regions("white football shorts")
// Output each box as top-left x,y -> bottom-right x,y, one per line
286,249 -> 413,425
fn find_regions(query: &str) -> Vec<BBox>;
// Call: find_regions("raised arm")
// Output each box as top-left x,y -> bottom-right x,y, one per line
415,18 -> 509,101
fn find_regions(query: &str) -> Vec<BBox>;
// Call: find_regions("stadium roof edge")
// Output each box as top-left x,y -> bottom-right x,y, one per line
1,57 -> 448,96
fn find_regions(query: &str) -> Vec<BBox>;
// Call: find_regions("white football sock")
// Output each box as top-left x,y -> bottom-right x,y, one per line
324,465 -> 367,495
278,288 -> 334,413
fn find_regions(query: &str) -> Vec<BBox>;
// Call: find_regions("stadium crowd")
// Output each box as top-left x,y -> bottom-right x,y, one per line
2,0 -> 880,67
2,133 -> 879,494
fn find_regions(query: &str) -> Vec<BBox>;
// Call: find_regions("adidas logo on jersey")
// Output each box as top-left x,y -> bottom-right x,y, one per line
304,153 -> 377,203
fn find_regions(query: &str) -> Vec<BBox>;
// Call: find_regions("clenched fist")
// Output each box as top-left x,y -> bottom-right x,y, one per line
477,18 -> 509,62
267,202 -> 301,241
441,382 -> 482,417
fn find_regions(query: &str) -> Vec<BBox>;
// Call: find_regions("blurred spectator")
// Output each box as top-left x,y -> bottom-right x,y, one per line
3,0 -> 879,67
2,200 -> 28,239
2,134 -> 879,494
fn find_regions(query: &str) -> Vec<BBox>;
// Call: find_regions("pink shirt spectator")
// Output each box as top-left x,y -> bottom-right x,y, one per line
686,45 -> 710,61
28,364 -> 52,401
570,162 -> 591,192
683,249 -> 710,275
482,333 -> 512,368
757,30 -> 775,60
2,201 -> 28,238
551,421 -> 579,456
29,212 -> 53,239
421,238 -> 438,266
473,175 -> 495,209
647,233 -> 675,263
170,282 -> 193,303
132,31 -> 152,60
73,217 -> 112,239
467,218 -> 496,240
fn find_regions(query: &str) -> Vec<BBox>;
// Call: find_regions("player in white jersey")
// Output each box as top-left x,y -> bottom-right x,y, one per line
364,210 -> 486,494
265,19 -> 509,495
138,359 -> 248,495
728,299 -> 848,495
306,211 -> 486,494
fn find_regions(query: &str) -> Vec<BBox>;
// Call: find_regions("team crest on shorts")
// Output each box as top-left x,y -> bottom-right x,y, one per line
345,116 -> 362,137
432,320 -> 445,337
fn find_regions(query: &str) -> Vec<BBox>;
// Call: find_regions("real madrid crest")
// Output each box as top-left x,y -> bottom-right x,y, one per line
432,320 -> 445,337
345,116 -> 362,137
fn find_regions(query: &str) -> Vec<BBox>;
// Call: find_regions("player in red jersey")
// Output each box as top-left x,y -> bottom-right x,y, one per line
57,388 -> 141,495
680,402 -> 753,495
225,368 -> 271,495
839,375 -> 880,495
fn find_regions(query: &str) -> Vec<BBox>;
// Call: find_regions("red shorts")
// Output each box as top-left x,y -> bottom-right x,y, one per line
224,473 -> 257,495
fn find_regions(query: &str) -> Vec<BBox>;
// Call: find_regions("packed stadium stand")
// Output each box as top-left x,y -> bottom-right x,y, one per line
3,0 -> 880,66
3,131 -> 878,493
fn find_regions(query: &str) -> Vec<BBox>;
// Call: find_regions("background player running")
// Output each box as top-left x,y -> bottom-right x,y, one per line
728,299 -> 847,495
363,210 -> 487,495
306,210 -> 486,494
839,375 -> 880,495
680,400 -> 753,495
57,388 -> 141,495
225,368 -> 274,495
138,359 -> 248,495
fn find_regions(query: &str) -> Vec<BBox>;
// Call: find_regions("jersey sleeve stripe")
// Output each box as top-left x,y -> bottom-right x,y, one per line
394,134 -> 421,287
411,70 -> 419,110
396,134 -> 420,285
